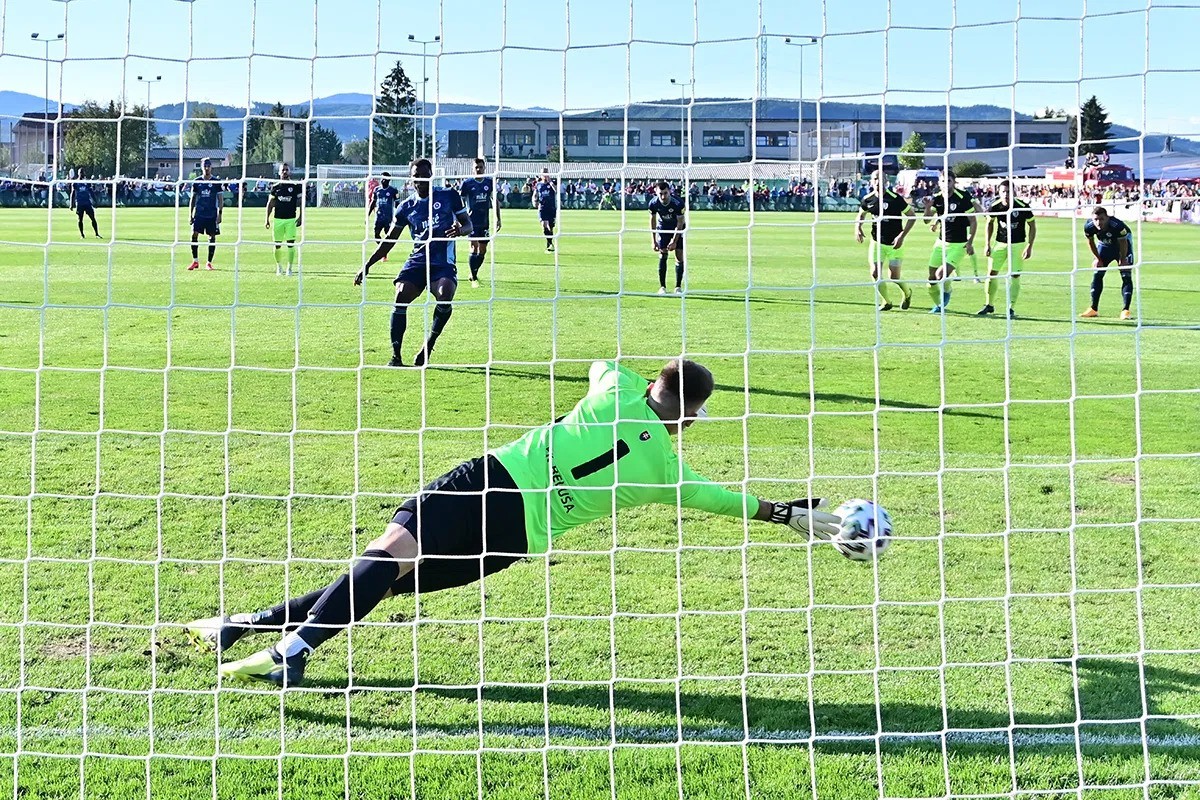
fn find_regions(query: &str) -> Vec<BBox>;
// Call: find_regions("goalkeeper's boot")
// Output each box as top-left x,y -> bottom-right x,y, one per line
1120,309 -> 1133,320
183,615 -> 248,655
206,262 -> 215,271
220,647 -> 308,688
900,288 -> 912,310
976,304 -> 995,316
188,260 -> 200,271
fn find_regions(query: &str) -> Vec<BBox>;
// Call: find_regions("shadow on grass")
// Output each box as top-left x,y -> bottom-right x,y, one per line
441,364 -> 1002,420
284,657 -> 1200,748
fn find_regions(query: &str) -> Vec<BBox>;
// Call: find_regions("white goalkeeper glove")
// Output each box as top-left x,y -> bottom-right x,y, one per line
770,498 -> 841,540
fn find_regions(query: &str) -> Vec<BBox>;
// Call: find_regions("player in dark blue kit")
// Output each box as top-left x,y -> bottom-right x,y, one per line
1080,206 -> 1135,320
187,158 -> 223,271
69,180 -> 100,239
367,172 -> 400,250
460,157 -> 502,288
648,180 -> 686,294
354,159 -> 473,367
534,169 -> 557,252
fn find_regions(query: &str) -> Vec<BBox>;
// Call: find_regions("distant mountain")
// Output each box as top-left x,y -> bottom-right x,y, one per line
0,90 -> 75,127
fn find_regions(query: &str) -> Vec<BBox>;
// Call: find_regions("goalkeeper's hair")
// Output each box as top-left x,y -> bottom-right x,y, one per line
658,359 -> 714,409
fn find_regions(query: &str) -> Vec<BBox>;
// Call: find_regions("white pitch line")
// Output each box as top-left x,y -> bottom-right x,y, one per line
8,724 -> 1200,749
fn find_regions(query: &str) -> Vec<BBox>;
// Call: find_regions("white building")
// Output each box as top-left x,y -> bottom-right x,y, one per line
477,99 -> 1070,173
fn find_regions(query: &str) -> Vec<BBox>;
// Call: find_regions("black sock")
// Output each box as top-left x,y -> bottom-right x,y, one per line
191,243 -> 198,260
675,261 -> 685,289
78,219 -> 84,236
546,237 -> 553,247
428,303 -> 453,346
658,254 -> 668,287
390,306 -> 407,357
246,589 -> 326,632
207,244 -> 216,263
293,549 -> 400,650
469,253 -> 483,280
1090,271 -> 1105,310
1120,269 -> 1133,310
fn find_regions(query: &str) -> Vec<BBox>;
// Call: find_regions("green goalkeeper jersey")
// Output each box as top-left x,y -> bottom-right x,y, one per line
490,361 -> 758,553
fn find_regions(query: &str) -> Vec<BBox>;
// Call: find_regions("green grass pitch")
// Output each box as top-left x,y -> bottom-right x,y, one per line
0,203 -> 1199,799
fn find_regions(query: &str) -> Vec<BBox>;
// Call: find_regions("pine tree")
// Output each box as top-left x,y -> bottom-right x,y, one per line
373,61 -> 418,166
897,132 -> 926,170
304,123 -> 343,164
1077,96 -> 1111,155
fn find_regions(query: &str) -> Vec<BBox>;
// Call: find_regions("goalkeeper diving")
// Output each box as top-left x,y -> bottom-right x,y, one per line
185,358 -> 842,687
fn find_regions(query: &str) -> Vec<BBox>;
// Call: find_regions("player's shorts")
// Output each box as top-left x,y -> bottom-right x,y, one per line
394,260 -> 458,290
988,243 -> 1024,273
373,215 -> 394,238
869,240 -> 902,266
539,209 -> 558,224
390,455 -> 529,594
469,213 -> 491,240
272,218 -> 298,242
928,242 -> 967,270
75,205 -> 95,217
192,218 -> 220,237
656,233 -> 684,254
1097,247 -> 1134,268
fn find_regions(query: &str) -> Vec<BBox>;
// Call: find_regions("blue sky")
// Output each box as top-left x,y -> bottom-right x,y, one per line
1,0 -> 1197,134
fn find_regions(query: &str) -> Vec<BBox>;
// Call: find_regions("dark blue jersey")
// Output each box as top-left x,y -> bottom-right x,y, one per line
535,181 -> 557,211
648,195 -> 685,231
191,181 -> 222,220
396,188 -> 466,268
460,177 -> 494,221
373,185 -> 400,218
1084,216 -> 1133,252
73,183 -> 94,208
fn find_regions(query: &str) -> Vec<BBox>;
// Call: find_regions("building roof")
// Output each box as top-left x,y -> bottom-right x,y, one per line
481,99 -> 1064,125
148,147 -> 231,160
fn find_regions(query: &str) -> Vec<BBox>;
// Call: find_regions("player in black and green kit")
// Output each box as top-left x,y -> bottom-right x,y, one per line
978,179 -> 1035,318
265,162 -> 303,277
189,358 -> 843,686
855,170 -> 915,311
922,170 -> 983,313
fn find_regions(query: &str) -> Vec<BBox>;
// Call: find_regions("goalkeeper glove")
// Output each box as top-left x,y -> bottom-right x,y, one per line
770,498 -> 841,540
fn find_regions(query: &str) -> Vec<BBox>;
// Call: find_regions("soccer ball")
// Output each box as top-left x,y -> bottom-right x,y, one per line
832,499 -> 893,562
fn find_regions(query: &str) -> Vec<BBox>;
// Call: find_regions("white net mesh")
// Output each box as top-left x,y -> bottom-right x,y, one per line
1,0 -> 1199,798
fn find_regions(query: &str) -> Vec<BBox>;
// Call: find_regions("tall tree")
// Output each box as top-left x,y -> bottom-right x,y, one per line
64,100 -> 164,176
342,138 -> 369,165
897,132 -> 926,170
304,123 -> 343,164
373,61 -> 418,166
1077,95 -> 1111,154
184,104 -> 224,149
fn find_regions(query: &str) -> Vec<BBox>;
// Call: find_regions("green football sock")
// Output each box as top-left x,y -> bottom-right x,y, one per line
968,253 -> 979,278
876,281 -> 893,304
273,248 -> 284,267
927,282 -> 941,305
895,280 -> 910,299
1009,276 -> 1021,307
986,275 -> 999,307
287,245 -> 297,267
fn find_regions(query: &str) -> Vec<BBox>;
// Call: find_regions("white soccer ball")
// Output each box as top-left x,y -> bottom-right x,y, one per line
832,499 -> 893,562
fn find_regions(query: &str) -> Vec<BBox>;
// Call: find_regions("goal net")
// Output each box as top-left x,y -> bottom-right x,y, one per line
1,0 -> 1198,798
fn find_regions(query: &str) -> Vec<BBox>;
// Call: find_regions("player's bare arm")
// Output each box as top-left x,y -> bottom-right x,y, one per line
265,196 -> 275,229
894,205 -> 916,248
854,208 -> 867,243
1023,217 -> 1036,259
356,219 -> 408,285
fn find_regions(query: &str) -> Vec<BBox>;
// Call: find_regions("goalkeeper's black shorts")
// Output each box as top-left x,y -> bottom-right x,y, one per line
390,455 -> 529,594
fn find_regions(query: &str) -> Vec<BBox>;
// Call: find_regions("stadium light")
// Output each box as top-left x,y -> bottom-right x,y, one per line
408,34 -> 441,159
784,37 -> 818,162
668,78 -> 694,165
30,33 -> 66,173
137,75 -> 163,179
